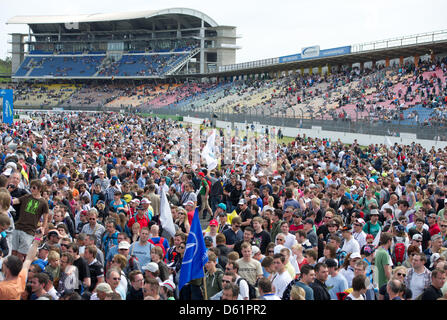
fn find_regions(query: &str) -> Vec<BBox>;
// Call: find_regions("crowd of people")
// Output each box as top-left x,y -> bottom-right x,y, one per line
0,112 -> 447,301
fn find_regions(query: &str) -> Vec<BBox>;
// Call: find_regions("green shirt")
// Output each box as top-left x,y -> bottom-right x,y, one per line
363,221 -> 382,238
375,247 -> 391,288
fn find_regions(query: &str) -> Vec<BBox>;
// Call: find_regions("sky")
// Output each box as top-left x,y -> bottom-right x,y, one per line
2,0 -> 447,64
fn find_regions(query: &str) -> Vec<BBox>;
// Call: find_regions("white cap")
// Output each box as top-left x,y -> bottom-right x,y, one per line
118,241 -> 131,250
350,252 -> 361,260
161,279 -> 176,291
142,262 -> 159,273
251,246 -> 260,256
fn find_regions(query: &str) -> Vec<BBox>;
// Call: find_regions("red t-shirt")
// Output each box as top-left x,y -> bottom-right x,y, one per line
429,224 -> 441,237
187,210 -> 194,225
290,223 -> 304,233
127,214 -> 150,230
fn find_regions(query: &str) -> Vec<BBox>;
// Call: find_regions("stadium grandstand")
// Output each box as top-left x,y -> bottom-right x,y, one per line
4,9 -> 447,140
7,8 -> 239,78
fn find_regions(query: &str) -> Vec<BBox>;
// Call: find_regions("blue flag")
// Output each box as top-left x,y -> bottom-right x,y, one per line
1,89 -> 14,125
178,208 -> 208,292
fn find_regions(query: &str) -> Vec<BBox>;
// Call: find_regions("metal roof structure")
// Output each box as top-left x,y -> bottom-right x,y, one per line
7,8 -> 219,33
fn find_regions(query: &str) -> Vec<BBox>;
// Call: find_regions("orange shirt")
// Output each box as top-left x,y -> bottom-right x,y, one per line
0,269 -> 27,300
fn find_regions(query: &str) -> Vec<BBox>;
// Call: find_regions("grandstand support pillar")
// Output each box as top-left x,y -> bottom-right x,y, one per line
430,50 -> 435,63
318,66 -> 322,75
385,58 -> 390,67
360,62 -> 364,72
327,64 -> 331,75
414,54 -> 420,67
300,67 -> 304,75
371,60 -> 376,70
399,56 -> 404,67
309,67 -> 313,75
200,19 -> 205,74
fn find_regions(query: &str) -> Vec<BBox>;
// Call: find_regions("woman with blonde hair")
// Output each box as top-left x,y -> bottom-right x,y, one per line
291,243 -> 308,270
378,266 -> 412,300
290,286 -> 306,300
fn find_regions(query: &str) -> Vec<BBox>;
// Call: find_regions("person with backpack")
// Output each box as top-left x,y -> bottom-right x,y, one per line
391,224 -> 409,267
363,209 -> 382,245
148,224 -> 170,262
225,260 -> 257,300
127,205 -> 151,231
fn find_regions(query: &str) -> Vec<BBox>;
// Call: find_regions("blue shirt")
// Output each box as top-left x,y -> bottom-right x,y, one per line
326,272 -> 349,300
129,241 -> 154,271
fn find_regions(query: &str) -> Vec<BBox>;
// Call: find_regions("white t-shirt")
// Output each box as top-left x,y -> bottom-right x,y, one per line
341,237 -> 360,254
235,275 -> 249,300
353,231 -> 367,250
410,271 -> 426,299
272,270 -> 292,298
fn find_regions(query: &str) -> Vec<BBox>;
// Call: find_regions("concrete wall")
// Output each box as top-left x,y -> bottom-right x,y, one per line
193,117 -> 447,151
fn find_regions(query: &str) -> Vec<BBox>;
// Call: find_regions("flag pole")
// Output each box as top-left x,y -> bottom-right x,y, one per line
203,267 -> 208,300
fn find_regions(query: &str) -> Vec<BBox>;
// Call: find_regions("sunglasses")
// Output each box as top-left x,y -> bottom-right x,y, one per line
396,273 -> 406,277
222,280 -> 231,284
112,277 -> 121,281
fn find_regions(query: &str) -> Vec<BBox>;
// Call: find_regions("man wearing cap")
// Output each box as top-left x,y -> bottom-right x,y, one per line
352,218 -> 367,250
91,283 -> 114,300
237,199 -> 252,231
160,279 -> 176,300
127,205 -> 151,231
341,225 -> 360,255
204,219 -> 219,247
183,200 -> 196,225
142,262 -> 160,283
363,208 -> 382,241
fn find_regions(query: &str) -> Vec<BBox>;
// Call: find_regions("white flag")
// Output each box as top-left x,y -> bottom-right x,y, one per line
159,188 -> 176,238
201,129 -> 217,171
386,137 -> 393,147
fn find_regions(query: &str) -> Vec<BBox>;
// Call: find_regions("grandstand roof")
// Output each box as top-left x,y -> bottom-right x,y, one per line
7,8 -> 219,32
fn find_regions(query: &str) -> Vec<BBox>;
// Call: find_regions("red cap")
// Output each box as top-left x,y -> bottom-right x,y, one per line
198,172 -> 205,177
209,220 -> 218,226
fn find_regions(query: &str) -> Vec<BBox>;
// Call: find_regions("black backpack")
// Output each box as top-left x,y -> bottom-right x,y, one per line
236,277 -> 257,299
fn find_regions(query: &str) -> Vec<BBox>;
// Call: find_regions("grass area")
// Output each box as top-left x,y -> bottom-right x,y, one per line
0,59 -> 11,83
